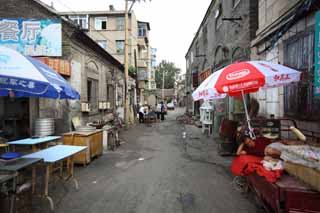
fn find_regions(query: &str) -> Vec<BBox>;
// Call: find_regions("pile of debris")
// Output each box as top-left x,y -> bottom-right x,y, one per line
176,113 -> 201,127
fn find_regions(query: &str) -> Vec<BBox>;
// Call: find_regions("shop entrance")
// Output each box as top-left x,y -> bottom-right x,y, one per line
0,97 -> 30,141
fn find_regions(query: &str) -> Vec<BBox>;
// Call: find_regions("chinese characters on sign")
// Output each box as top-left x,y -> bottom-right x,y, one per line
198,67 -> 211,83
0,18 -> 61,56
35,57 -> 71,76
0,77 -> 35,89
314,11 -> 320,97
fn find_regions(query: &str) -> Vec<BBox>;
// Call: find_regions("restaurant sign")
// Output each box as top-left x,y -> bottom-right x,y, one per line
35,57 -> 71,76
198,67 -> 211,83
314,11 -> 320,97
0,18 -> 62,56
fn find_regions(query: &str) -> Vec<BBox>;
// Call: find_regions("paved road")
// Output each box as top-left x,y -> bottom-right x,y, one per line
35,108 -> 257,213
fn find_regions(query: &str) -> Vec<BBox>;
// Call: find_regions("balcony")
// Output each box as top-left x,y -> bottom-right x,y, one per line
137,69 -> 147,81
137,60 -> 148,68
138,37 -> 147,49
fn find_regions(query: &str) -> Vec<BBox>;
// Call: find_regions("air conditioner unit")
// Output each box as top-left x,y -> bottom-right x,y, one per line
106,102 -> 111,109
81,102 -> 90,112
99,101 -> 108,110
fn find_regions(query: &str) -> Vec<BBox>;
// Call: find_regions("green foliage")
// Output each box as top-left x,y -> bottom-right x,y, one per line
155,60 -> 181,89
128,66 -> 137,76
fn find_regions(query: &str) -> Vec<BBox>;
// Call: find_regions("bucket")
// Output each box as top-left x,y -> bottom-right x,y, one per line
34,118 -> 55,137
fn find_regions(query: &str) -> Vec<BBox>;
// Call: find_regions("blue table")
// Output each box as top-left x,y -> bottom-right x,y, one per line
22,145 -> 87,210
7,136 -> 61,152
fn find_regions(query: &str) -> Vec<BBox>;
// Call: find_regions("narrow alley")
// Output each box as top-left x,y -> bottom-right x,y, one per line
35,108 -> 257,213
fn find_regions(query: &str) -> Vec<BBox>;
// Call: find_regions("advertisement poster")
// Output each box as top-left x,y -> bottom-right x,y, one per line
0,18 -> 62,56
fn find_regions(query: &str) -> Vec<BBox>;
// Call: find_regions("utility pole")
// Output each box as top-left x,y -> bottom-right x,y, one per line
124,0 -> 129,126
124,0 -> 150,126
162,68 -> 165,101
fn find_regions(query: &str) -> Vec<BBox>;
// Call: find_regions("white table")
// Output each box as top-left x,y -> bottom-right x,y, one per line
7,136 -> 61,152
22,145 -> 87,210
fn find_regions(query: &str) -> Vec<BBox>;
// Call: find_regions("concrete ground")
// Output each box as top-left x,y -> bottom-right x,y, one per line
34,108 -> 258,213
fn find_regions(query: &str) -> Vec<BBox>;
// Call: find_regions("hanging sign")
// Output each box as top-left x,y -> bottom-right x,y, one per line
314,11 -> 320,97
198,67 -> 211,83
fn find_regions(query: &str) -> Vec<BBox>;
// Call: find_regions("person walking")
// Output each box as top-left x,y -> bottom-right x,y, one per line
160,102 -> 165,121
139,105 -> 145,123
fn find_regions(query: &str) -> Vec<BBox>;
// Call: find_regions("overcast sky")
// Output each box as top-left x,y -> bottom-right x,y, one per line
40,0 -> 212,73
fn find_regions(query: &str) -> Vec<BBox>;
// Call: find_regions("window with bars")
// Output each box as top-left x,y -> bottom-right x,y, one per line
87,78 -> 98,112
116,40 -> 124,54
284,30 -> 320,120
69,15 -> 88,29
116,17 -> 125,30
96,40 -> 107,49
95,17 -> 107,30
232,0 -> 241,8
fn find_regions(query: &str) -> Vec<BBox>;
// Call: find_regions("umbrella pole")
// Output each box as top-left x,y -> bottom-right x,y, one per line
241,90 -> 255,139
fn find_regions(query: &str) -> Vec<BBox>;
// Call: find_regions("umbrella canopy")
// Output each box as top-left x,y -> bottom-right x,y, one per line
192,61 -> 301,138
192,61 -> 301,100
192,69 -> 226,101
0,46 -> 80,99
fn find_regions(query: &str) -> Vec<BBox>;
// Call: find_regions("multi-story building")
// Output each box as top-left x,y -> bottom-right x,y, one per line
251,0 -> 320,133
185,0 -> 258,133
60,6 -> 155,106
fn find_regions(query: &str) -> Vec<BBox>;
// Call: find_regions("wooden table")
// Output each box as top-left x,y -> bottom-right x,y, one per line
22,145 -> 87,210
7,136 -> 61,152
63,130 -> 103,165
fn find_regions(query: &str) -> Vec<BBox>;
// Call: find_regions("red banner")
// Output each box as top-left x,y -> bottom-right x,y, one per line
35,57 -> 71,76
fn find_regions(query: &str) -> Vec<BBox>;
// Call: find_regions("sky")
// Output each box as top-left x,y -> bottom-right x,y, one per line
40,0 -> 212,73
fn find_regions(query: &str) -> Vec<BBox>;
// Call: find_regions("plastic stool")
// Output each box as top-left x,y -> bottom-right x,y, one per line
1,152 -> 21,160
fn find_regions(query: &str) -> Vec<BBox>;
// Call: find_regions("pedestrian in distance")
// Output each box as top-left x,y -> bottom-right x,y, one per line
160,101 -> 165,121
139,105 -> 145,123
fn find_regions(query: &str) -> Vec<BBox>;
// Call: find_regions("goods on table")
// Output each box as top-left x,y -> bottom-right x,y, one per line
289,126 -> 306,141
285,161 -> 320,192
280,145 -> 320,171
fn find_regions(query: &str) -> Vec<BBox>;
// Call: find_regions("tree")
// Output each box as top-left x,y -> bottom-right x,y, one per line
155,60 -> 181,89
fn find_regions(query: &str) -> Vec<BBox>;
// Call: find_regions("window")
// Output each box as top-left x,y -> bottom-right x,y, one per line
215,4 -> 223,30
138,24 -> 147,37
116,40 -> 124,54
232,0 -> 241,8
149,71 -> 155,79
116,17 -> 125,30
87,78 -> 99,111
190,52 -> 194,63
96,40 -> 107,49
203,25 -> 208,47
284,31 -> 320,120
69,15 -> 88,29
195,41 -> 199,56
95,17 -> 107,30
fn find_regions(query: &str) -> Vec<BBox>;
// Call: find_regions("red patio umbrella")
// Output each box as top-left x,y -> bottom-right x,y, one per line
192,61 -> 301,138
